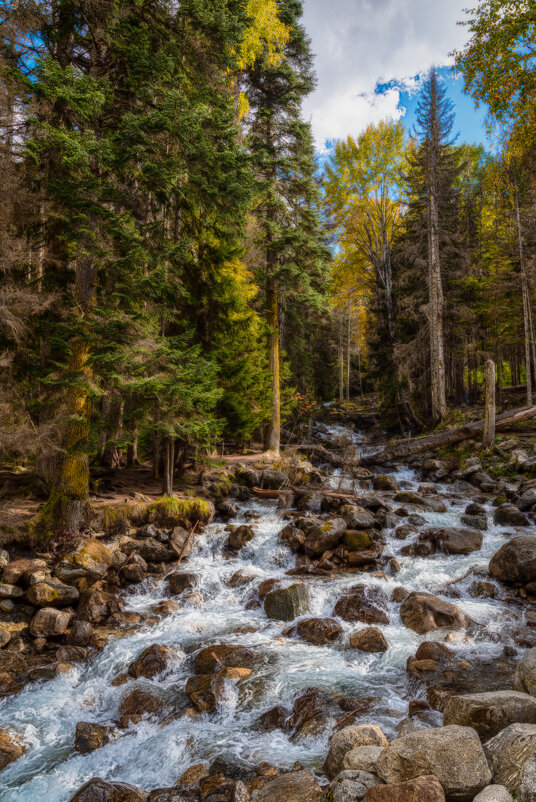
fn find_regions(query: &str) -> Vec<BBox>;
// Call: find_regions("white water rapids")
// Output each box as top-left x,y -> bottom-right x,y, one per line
0,431 -> 526,800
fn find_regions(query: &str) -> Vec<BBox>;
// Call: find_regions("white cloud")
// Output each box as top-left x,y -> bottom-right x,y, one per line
301,0 -> 470,149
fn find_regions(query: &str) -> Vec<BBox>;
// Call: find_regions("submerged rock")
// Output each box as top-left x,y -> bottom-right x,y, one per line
227,525 -> 255,551
118,689 -> 163,727
376,725 -> 491,799
185,674 -> 226,713
128,644 -> 171,679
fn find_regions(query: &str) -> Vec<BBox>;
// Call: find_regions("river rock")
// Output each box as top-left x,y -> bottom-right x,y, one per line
320,770 -> 379,802
167,572 -> 197,595
0,729 -> 24,769
147,790 -> 189,801
399,592 -> 469,634
25,578 -> 79,608
489,536 -> 536,584
194,644 -> 255,674
334,584 -> 389,625
373,475 -> 400,492
494,503 -> 529,527
365,776 -> 446,802
514,648 -> 536,695
66,620 -> 93,646
3,557 -> 47,586
121,555 -> 148,584
199,774 -> 249,801
394,492 -> 447,513
519,758 -> 536,801
349,627 -> 388,652
517,488 -> 536,511
0,583 -> 23,599
427,526 -> 483,555
252,770 -> 321,801
128,644 -> 170,679
325,724 -> 389,779
444,690 -> 536,740
264,583 -> 309,621
342,745 -> 384,772
186,674 -> 226,713
118,689 -> 163,727
55,538 -> 112,586
227,525 -> 255,550
376,725 -> 491,799
30,607 -> 72,637
75,721 -> 110,754
67,778 -> 147,801
0,628 -> 10,648
293,617 -> 343,645
344,531 -> 373,551
340,505 -> 376,529
473,788 -> 514,802
484,723 -> 536,795
279,524 -> 306,552
260,469 -> 287,489
304,518 -> 347,557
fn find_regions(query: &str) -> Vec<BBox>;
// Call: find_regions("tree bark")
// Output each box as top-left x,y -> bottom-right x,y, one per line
264,275 -> 280,456
516,186 -> 533,406
428,172 -> 447,420
483,359 -> 496,449
346,305 -> 351,401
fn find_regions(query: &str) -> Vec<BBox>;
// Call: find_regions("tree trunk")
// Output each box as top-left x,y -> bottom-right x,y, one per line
516,188 -> 533,406
339,309 -> 344,403
428,185 -> 447,420
346,306 -> 351,401
483,359 -> 496,449
126,427 -> 139,469
102,395 -> 124,469
162,436 -> 174,496
153,429 -> 161,480
264,276 -> 280,456
361,404 -> 536,465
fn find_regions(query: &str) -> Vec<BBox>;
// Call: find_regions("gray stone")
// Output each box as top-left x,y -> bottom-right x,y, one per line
443,690 -> 536,740
376,725 -> 491,799
324,724 -> 388,779
514,648 -> 536,696
319,770 -> 379,801
519,758 -> 536,801
489,536 -> 536,585
468,788 -> 513,802
264,583 -> 309,622
484,723 -> 536,795
341,745 -> 383,773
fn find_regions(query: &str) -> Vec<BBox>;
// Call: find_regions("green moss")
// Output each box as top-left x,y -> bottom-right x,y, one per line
146,495 -> 213,528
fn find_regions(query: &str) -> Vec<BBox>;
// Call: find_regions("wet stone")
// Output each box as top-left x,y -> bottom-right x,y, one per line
264,583 -> 309,621
75,721 -> 110,754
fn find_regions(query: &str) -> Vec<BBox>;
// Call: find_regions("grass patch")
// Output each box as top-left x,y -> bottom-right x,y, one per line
146,495 -> 213,528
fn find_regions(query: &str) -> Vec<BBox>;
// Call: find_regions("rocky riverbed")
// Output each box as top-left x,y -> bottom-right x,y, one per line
1,420 -> 536,800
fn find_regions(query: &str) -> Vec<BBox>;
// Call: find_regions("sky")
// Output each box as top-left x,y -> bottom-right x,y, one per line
301,0 -> 489,156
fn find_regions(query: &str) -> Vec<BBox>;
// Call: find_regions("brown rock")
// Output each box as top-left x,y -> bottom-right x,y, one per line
264,583 -> 309,622
325,724 -> 389,778
334,584 -> 389,625
293,617 -> 343,645
0,628 -> 11,648
257,705 -> 289,732
55,538 -> 112,586
0,729 -> 24,769
399,592 -> 469,634
365,775 -> 445,801
25,578 -> 79,608
75,722 -> 110,754
30,607 -> 72,637
128,644 -> 170,679
227,525 -> 255,550
489,536 -> 536,585
175,762 -> 210,788
350,627 -> 388,652
67,778 -> 147,801
185,674 -> 226,713
251,770 -> 321,802
426,527 -> 483,555
56,645 -> 87,662
66,620 -> 94,646
118,689 -> 163,727
167,572 -> 197,595
444,690 -> 536,741
193,644 -> 255,674
415,642 -> 454,662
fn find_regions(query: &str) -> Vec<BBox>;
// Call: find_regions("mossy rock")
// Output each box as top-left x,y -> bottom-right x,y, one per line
55,538 -> 112,586
146,496 -> 215,529
95,503 -> 146,536
344,530 -> 372,551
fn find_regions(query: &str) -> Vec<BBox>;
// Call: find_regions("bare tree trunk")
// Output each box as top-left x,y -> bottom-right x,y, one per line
483,359 -> 496,449
428,188 -> 447,420
162,436 -> 174,496
516,188 -> 533,406
339,310 -> 344,403
264,276 -> 280,456
346,305 -> 351,401
126,426 -> 138,469
102,394 -> 124,469
153,429 -> 161,480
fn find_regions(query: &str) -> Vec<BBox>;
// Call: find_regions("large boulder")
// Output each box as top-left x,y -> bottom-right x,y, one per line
484,723 -> 536,796
325,724 -> 388,779
227,525 -> 255,551
372,475 -> 400,492
334,584 -> 389,625
394,492 -> 447,513
494,504 -> 529,527
0,729 -> 24,770
519,758 -> 536,802
303,518 -> 347,557
264,583 -> 309,621
29,607 -> 72,637
365,776 -> 446,802
399,592 -> 469,634
342,745 -> 384,773
376,725 -> 491,799
427,527 -> 482,555
444,691 -> 536,741
260,469 -> 287,490
252,770 -> 321,802
514,648 -> 536,696
489,536 -> 536,585
55,538 -> 112,586
25,578 -> 79,608
320,770 -> 379,801
67,778 -> 147,801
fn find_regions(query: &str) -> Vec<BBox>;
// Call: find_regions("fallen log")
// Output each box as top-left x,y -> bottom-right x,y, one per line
252,487 -> 368,502
360,405 -> 536,465
284,443 -> 356,468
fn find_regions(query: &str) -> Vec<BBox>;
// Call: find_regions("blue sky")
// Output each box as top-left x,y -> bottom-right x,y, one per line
301,0 -> 491,157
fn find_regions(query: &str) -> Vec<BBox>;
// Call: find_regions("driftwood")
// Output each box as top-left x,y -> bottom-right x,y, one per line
332,704 -> 369,730
252,487 -> 365,502
360,405 -> 536,465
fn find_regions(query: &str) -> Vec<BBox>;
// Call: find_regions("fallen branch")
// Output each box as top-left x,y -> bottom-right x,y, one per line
435,567 -> 475,590
360,405 -> 536,465
176,521 -> 198,565
252,487 -> 371,502
332,704 -> 369,730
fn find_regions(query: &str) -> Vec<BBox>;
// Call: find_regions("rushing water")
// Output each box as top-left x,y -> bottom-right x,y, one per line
0,431 -> 527,800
